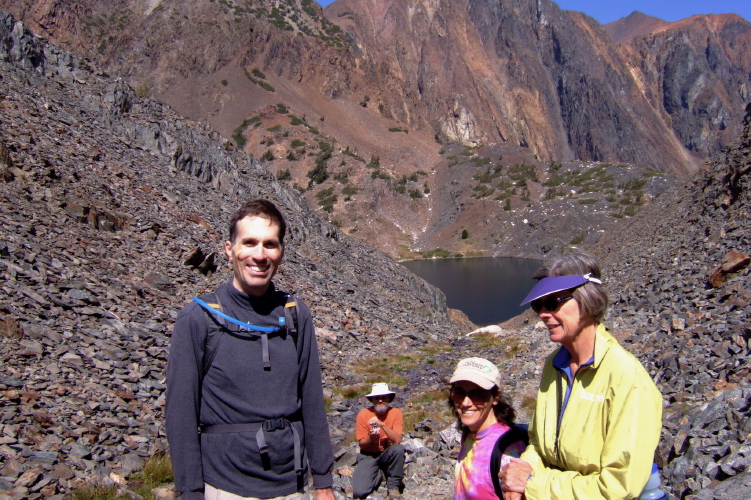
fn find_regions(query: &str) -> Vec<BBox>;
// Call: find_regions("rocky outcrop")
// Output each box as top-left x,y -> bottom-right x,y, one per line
327,0 -> 697,172
614,14 -> 751,164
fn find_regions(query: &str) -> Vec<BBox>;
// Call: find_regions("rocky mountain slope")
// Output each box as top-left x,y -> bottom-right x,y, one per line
0,10 -> 749,500
611,13 -> 751,166
1,0 -> 749,261
0,13 -> 461,498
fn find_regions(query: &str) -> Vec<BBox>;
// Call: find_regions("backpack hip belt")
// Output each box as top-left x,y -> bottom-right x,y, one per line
200,418 -> 303,475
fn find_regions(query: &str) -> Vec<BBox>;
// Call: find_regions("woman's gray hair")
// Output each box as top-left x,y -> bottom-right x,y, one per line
533,253 -> 609,323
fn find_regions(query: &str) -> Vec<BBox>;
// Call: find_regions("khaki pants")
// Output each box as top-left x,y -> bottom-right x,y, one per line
204,483 -> 310,500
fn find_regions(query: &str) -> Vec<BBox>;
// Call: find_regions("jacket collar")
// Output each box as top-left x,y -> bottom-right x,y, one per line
553,323 -> 613,371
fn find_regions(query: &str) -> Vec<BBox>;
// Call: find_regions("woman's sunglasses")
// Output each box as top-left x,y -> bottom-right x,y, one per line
450,387 -> 491,404
530,295 -> 573,313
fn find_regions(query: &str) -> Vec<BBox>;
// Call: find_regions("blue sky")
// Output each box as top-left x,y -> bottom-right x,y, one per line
314,0 -> 750,24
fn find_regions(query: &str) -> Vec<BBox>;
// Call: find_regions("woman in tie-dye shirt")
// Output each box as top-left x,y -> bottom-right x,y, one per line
449,358 -> 526,500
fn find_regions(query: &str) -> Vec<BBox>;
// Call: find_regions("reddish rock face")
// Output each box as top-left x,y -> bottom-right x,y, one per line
709,249 -> 751,287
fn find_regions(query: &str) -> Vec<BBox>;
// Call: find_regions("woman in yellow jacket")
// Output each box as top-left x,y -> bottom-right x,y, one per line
499,253 -> 663,499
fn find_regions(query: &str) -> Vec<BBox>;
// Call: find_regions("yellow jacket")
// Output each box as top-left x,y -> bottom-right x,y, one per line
521,324 -> 663,499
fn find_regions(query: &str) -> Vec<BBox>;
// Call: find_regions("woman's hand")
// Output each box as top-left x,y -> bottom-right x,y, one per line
499,457 -> 533,499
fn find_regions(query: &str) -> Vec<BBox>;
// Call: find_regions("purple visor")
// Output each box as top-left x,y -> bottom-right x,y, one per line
520,274 -> 602,305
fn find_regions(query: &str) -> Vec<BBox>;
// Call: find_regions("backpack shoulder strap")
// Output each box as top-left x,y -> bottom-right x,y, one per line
198,292 -> 226,376
490,424 -> 530,498
283,294 -> 299,343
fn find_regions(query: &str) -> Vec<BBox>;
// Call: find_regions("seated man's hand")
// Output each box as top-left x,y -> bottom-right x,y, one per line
368,417 -> 382,440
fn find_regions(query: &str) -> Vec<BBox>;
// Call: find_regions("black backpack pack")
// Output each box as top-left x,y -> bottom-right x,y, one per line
192,291 -> 305,476
490,424 -> 530,498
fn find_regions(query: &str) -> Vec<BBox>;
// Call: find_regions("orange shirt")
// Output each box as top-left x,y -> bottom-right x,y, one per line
356,406 -> 403,453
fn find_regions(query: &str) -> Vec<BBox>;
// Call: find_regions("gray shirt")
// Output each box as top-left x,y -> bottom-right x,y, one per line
166,280 -> 334,499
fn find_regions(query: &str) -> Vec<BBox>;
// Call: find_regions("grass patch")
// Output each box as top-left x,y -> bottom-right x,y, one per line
420,248 -> 453,259
473,331 -> 504,348
422,343 -> 453,356
402,390 -> 454,433
336,383 -> 370,400
521,395 -> 537,413
410,389 -> 448,404
402,407 -> 431,433
69,455 -> 173,500
353,354 -> 418,385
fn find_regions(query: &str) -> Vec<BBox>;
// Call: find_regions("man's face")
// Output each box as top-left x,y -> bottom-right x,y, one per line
369,395 -> 392,414
225,215 -> 284,297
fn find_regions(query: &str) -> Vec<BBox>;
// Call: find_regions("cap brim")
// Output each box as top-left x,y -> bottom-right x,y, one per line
449,373 -> 496,390
520,275 -> 589,305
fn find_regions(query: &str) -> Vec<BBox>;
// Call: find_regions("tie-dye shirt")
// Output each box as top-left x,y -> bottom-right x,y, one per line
454,423 -> 526,500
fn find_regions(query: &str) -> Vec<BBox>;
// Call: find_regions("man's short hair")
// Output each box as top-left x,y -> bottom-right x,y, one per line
229,199 -> 287,245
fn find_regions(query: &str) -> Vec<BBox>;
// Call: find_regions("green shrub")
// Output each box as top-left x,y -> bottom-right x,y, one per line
461,229 -> 469,239
258,81 -> 275,92
252,68 -> 266,79
277,169 -> 291,180
290,139 -> 306,148
316,187 -> 337,213
473,185 -> 495,198
260,149 -> 274,161
267,124 -> 282,132
367,155 -> 380,169
620,178 -> 646,191
276,103 -> 289,113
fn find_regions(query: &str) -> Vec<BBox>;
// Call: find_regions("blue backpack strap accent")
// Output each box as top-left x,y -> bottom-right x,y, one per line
490,424 -> 529,498
195,292 -> 299,376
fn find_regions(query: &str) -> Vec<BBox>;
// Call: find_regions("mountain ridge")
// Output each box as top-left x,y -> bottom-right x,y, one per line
2,0 -> 750,260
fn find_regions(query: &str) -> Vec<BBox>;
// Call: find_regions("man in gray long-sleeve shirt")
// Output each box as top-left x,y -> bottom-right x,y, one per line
166,199 -> 335,500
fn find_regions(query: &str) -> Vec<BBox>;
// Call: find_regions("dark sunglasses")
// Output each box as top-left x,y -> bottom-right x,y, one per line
530,295 -> 573,313
450,387 -> 491,404
368,395 -> 392,402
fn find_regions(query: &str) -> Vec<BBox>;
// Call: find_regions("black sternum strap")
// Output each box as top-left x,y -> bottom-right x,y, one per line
261,332 -> 270,369
200,419 -> 303,475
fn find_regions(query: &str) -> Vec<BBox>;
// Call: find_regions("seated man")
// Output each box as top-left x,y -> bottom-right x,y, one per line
353,383 -> 405,500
